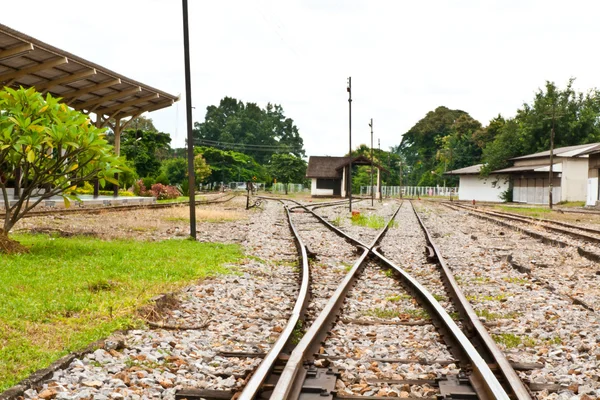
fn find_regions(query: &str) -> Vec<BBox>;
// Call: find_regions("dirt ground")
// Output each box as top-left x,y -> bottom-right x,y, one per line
12,197 -> 250,242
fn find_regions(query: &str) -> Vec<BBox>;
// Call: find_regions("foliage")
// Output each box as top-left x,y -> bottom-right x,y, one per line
267,153 -> 307,194
195,146 -> 268,183
350,213 -> 391,229
126,115 -> 157,132
162,158 -> 187,186
0,233 -> 242,390
193,97 -> 305,164
347,144 -> 404,192
397,106 -> 482,186
148,183 -> 180,200
120,129 -> 172,178
194,154 -> 212,183
481,79 -> 600,174
500,186 -> 513,203
132,179 -> 149,196
0,87 -> 123,236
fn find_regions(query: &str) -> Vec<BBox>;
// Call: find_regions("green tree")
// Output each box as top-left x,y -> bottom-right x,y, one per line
397,106 -> 482,186
0,87 -> 122,251
193,97 -> 305,164
481,79 -> 600,175
162,158 -> 187,186
194,154 -> 211,184
121,129 -> 172,178
268,154 -> 307,194
195,146 -> 268,183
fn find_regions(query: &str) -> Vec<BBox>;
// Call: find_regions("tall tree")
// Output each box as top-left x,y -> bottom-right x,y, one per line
268,154 -> 307,194
397,106 -> 481,186
193,97 -> 305,164
195,146 -> 268,183
121,129 -> 172,178
481,79 -> 600,175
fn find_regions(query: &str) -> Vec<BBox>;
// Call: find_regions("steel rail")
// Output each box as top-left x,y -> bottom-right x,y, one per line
451,203 -> 600,237
237,206 -> 311,400
409,202 -> 530,400
0,194 -> 237,219
450,203 -> 600,243
270,205 -> 402,399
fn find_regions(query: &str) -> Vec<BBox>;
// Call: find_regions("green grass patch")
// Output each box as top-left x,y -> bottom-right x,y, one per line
386,294 -> 411,302
475,309 -> 520,321
0,233 -> 243,391
557,201 -> 586,208
493,333 -> 539,348
502,276 -> 529,285
363,308 -> 399,319
495,205 -> 552,218
351,214 -> 394,229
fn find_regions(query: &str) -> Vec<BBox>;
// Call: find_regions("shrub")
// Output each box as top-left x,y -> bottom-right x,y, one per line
154,172 -> 169,185
500,187 -> 513,203
132,179 -> 151,196
149,183 -> 180,200
141,177 -> 154,191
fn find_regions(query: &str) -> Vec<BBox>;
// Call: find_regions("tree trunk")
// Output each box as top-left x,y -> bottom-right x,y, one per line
0,229 -> 29,254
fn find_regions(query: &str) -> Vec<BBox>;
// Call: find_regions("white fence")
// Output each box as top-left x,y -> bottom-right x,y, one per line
272,183 -> 307,193
360,186 -> 458,197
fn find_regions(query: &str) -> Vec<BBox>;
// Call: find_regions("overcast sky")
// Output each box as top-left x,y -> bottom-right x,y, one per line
4,0 -> 600,157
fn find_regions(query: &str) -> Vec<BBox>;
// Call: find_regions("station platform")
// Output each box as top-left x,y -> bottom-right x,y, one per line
0,194 -> 156,210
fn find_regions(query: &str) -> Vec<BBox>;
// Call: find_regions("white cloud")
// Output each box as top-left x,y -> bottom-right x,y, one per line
4,0 -> 600,157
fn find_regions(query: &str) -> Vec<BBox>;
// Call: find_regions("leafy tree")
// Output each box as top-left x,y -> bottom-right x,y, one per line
195,146 -> 268,183
194,154 -> 211,183
162,158 -> 187,186
481,79 -> 600,175
127,115 -> 157,132
268,153 -> 307,194
193,97 -> 305,164
0,87 -> 122,252
121,129 -> 171,178
397,106 -> 482,186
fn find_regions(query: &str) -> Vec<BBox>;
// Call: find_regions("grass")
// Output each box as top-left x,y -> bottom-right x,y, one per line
557,201 -> 586,208
475,309 -> 520,321
502,276 -> 529,285
386,294 -> 411,302
492,333 -> 539,348
162,209 -> 243,223
0,233 -> 243,391
495,205 -> 552,218
331,215 -> 343,227
351,214 -> 393,229
291,320 -> 304,345
363,307 -> 429,320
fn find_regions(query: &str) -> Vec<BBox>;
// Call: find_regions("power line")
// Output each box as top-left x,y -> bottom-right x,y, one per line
194,138 -> 304,153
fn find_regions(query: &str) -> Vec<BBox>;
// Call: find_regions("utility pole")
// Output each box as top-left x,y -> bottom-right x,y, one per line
399,161 -> 403,199
544,102 -> 563,210
378,138 -> 382,202
549,107 -> 556,209
369,118 -> 373,206
347,77 -> 352,212
182,0 -> 196,239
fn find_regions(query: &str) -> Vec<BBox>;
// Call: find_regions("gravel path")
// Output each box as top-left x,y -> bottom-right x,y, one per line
20,200 -> 299,400
448,204 -> 600,310
417,201 -> 600,400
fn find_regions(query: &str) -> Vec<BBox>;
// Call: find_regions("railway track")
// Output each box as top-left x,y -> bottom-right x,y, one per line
415,201 -> 600,397
176,199 -> 531,399
0,193 -> 237,220
10,197 -> 591,399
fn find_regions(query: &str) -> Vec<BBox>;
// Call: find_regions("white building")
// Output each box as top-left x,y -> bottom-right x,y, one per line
493,143 -> 598,204
445,164 -> 510,202
577,144 -> 600,207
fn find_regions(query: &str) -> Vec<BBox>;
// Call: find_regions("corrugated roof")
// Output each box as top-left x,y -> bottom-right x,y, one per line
510,143 -> 600,160
575,143 -> 600,156
444,164 -> 483,175
493,163 -> 562,173
0,23 -> 178,121
306,155 -> 386,178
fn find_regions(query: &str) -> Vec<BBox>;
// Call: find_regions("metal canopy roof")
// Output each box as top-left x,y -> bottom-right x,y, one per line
0,23 -> 178,121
